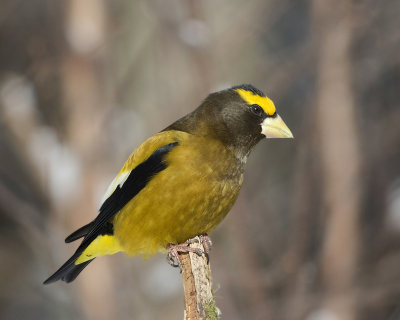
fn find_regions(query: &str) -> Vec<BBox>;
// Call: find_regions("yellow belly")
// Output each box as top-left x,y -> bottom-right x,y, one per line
113,137 -> 243,256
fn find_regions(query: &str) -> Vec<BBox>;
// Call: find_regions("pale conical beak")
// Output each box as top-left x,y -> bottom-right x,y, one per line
261,114 -> 294,138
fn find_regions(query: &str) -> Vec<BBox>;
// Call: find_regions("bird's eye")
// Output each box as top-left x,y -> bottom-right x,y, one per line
249,104 -> 264,117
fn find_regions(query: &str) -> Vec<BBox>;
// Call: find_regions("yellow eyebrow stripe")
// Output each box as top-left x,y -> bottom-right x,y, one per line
235,88 -> 276,116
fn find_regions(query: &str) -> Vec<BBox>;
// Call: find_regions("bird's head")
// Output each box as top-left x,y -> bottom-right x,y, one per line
198,84 -> 293,155
166,84 -> 293,159
231,84 -> 293,140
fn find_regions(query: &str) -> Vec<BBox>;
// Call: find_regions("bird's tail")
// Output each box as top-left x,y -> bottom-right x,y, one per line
44,221 -> 120,284
44,222 -> 94,284
43,253 -> 94,284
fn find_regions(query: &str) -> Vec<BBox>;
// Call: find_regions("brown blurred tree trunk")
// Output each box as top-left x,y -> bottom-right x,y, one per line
313,1 -> 361,319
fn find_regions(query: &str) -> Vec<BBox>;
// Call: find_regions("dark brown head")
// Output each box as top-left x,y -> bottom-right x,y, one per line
165,84 -> 293,158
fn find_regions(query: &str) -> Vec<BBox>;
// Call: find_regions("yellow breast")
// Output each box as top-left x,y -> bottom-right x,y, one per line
112,135 -> 244,256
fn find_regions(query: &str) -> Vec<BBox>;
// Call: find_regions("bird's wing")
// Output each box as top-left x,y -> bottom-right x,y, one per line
73,131 -> 189,251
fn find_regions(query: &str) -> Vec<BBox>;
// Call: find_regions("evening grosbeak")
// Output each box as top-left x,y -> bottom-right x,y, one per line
44,84 -> 293,284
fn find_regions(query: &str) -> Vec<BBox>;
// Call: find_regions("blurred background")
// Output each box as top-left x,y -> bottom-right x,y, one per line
1,0 -> 400,319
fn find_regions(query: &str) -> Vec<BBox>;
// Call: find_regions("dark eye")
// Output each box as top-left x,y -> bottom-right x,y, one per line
249,104 -> 264,117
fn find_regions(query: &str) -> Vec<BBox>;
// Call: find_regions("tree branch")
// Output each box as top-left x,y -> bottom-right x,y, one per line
180,237 -> 219,320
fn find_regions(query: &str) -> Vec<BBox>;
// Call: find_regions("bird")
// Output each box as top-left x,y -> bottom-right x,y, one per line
43,84 -> 293,284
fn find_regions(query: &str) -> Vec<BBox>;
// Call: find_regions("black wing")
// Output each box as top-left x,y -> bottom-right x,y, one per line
78,141 -> 179,251
65,222 -> 94,243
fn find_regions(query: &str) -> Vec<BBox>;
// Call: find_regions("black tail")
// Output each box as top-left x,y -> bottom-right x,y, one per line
43,250 -> 94,284
44,223 -> 95,284
45,221 -> 113,284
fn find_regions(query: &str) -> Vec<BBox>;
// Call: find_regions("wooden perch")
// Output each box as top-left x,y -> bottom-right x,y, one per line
179,236 -> 219,320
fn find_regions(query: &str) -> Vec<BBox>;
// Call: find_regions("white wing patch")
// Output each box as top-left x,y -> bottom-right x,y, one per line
98,171 -> 131,209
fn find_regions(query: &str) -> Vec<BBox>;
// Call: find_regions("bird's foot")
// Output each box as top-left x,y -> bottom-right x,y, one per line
166,242 -> 203,270
198,233 -> 213,254
166,234 -> 213,271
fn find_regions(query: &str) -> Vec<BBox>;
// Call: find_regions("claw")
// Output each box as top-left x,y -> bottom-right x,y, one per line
166,234 -> 213,271
166,242 -> 203,271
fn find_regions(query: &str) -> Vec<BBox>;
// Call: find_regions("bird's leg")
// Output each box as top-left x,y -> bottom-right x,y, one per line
167,241 -> 203,270
166,234 -> 213,270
